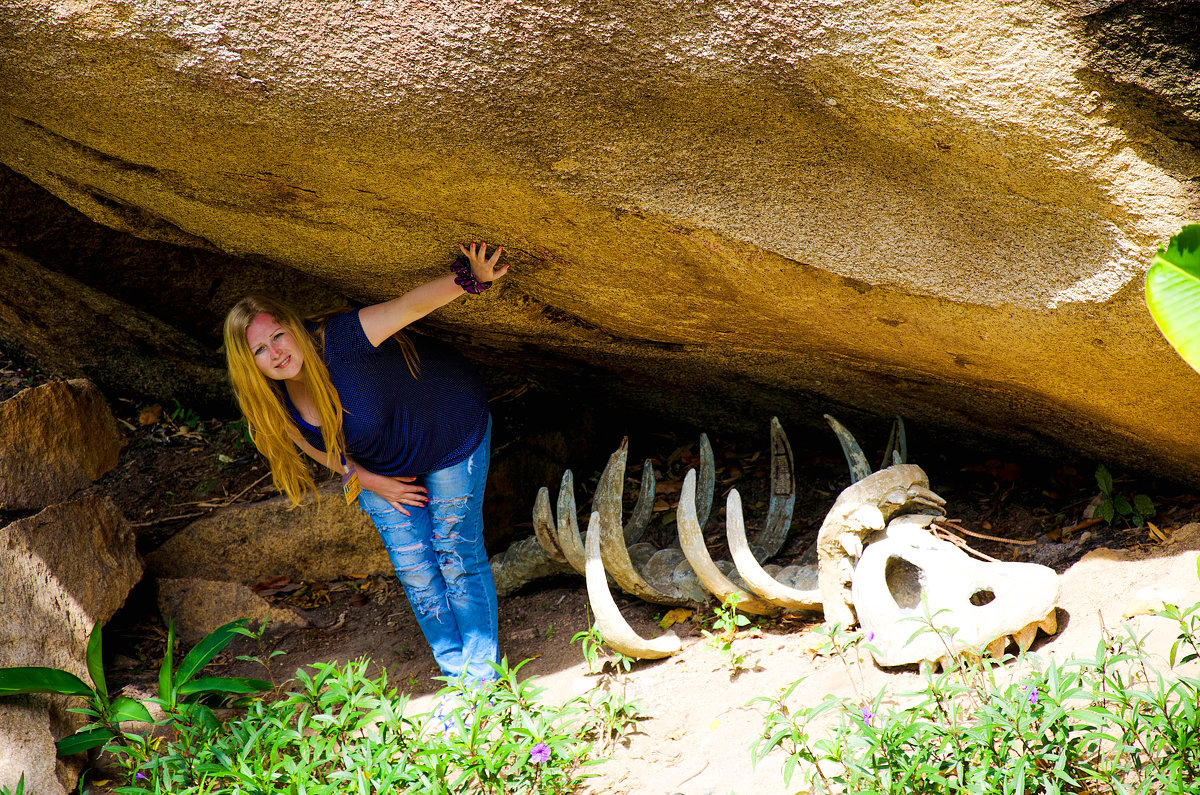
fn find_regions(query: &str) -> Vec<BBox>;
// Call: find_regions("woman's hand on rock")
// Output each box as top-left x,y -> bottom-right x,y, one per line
458,242 -> 509,284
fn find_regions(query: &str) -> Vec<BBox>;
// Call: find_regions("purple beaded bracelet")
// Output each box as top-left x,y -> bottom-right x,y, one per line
451,257 -> 492,294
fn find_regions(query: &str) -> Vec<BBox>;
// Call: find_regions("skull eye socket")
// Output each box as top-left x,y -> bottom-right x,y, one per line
970,589 -> 996,606
884,555 -> 922,609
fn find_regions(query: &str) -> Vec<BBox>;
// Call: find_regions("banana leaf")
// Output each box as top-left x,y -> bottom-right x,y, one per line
1145,224 -> 1200,372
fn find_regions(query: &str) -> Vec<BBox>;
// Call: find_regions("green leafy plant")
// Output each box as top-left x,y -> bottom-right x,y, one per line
1145,223 -> 1200,372
1094,463 -> 1156,527
702,593 -> 751,672
751,563 -> 1200,794
571,614 -> 637,674
0,619 -> 270,760
103,656 -> 639,794
571,623 -> 607,674
231,620 -> 287,689
0,773 -> 25,795
225,418 -> 253,449
168,401 -> 202,432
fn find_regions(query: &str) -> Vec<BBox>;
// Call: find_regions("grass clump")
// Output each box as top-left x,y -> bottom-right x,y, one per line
105,657 -> 630,794
751,561 -> 1200,794
0,618 -> 642,795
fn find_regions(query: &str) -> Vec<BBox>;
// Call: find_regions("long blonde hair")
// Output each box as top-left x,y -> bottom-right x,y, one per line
223,296 -> 347,507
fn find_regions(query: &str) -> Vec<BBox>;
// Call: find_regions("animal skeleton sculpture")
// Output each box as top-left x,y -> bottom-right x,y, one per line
488,416 -> 1061,667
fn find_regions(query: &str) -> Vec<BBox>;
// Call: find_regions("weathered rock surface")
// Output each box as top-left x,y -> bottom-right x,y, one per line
1,1 -> 1199,477
0,378 -> 125,511
0,248 -> 229,412
0,496 -> 142,795
145,483 -> 392,583
157,578 -> 310,648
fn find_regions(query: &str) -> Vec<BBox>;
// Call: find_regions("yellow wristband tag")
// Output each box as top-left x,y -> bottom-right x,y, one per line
342,463 -> 362,505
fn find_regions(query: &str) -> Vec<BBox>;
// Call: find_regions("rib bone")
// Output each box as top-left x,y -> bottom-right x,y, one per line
596,441 -> 694,606
677,469 -> 781,616
825,414 -> 873,483
585,512 -> 681,659
750,417 -> 796,561
697,434 -> 715,529
533,486 -> 567,565
624,458 -> 655,544
727,489 -> 821,611
550,470 -> 587,576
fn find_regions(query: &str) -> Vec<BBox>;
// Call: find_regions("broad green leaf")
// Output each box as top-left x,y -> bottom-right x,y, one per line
159,620 -> 175,705
1134,494 -> 1156,517
1095,502 -> 1115,523
1146,224 -> 1200,373
86,623 -> 107,702
108,696 -> 154,724
176,676 -> 272,696
54,727 -> 114,756
0,667 -> 93,698
176,619 -> 247,686
1095,464 -> 1113,495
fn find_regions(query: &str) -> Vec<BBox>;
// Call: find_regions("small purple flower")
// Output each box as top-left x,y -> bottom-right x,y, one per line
135,772 -> 147,781
530,742 -> 551,764
866,631 -> 876,642
861,706 -> 874,727
1027,687 -> 1039,705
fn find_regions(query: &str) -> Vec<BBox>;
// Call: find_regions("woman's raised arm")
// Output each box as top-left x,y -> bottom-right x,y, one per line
358,242 -> 507,347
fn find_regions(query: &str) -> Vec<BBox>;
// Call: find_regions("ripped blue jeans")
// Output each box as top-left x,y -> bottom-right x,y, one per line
358,418 -> 499,683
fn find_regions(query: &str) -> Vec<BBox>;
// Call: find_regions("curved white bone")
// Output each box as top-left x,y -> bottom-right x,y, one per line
824,414 -> 872,483
677,469 -> 781,616
624,458 -> 656,544
548,470 -> 588,576
533,486 -> 567,565
697,434 -> 715,529
596,441 -> 695,606
585,512 -> 681,660
727,489 -> 821,612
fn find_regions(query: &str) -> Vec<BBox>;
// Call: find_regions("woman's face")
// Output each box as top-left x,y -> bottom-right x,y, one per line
246,313 -> 304,381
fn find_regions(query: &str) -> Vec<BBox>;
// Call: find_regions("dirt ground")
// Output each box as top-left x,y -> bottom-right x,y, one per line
8,355 -> 1198,795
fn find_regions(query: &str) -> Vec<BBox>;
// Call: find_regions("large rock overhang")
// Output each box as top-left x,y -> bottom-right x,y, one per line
1,1 -> 1198,478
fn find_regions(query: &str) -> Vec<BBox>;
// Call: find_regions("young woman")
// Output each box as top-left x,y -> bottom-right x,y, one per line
223,243 -> 509,684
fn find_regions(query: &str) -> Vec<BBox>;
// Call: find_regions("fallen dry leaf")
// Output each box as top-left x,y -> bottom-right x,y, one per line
659,608 -> 694,629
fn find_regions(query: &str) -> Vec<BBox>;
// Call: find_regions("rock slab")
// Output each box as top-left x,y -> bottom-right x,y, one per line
1,1 -> 1200,478
157,578 -> 311,648
0,378 -> 125,512
0,496 -> 143,795
145,483 -> 392,584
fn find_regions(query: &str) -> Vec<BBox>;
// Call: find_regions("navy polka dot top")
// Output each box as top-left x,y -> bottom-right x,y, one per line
284,310 -> 488,477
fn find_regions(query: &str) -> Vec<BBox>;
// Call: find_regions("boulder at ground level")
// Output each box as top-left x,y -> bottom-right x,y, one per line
0,378 -> 125,512
0,496 -> 142,795
157,578 -> 311,648
145,483 -> 392,584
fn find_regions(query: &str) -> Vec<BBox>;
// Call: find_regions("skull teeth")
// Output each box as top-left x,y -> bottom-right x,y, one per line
1013,622 -> 1038,652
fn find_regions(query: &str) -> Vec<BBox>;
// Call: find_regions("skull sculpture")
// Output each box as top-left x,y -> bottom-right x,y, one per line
851,524 -> 1061,667
489,415 -> 1062,665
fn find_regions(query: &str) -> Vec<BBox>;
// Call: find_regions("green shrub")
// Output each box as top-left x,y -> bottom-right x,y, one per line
751,560 -> 1200,794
